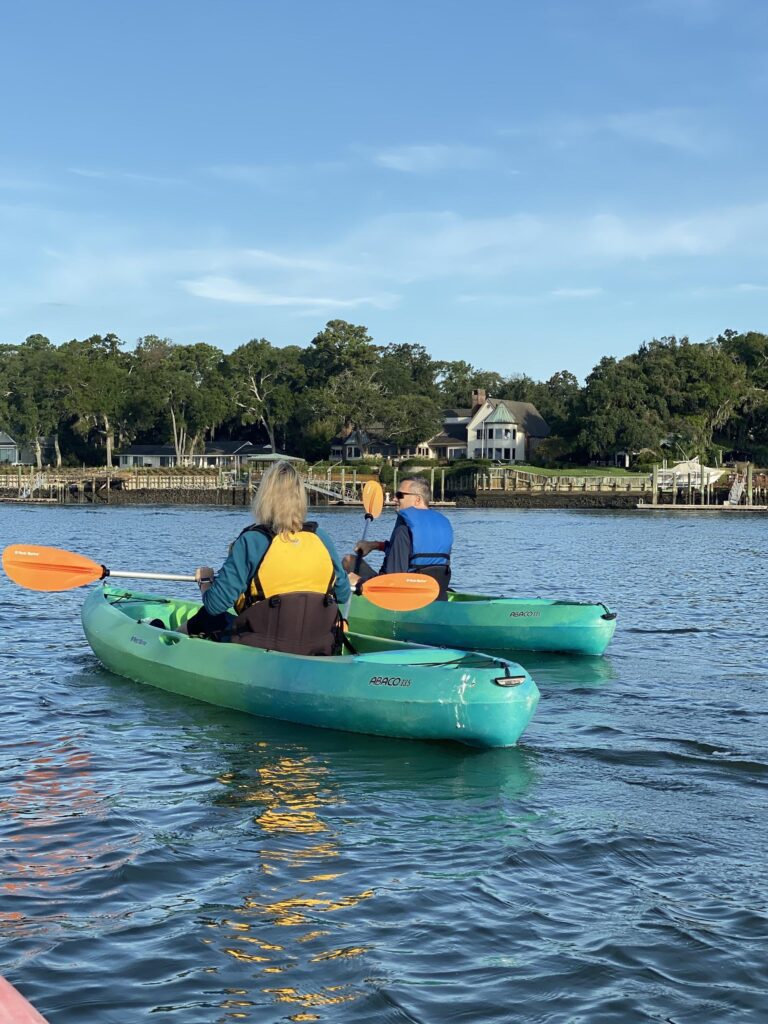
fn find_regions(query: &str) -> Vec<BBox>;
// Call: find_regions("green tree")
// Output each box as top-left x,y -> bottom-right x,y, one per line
435,360 -> 504,407
5,335 -> 66,467
225,339 -> 304,451
378,342 -> 440,400
379,392 -> 444,447
59,334 -> 130,466
301,320 -> 379,388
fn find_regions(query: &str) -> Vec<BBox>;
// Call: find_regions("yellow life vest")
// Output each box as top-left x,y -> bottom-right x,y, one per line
230,524 -> 341,656
234,524 -> 335,613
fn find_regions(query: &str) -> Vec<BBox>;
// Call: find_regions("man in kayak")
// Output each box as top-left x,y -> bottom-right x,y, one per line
182,461 -> 351,653
344,476 -> 453,599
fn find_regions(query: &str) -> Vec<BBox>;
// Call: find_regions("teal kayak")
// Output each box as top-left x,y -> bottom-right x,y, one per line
348,591 -> 617,656
81,586 -> 540,749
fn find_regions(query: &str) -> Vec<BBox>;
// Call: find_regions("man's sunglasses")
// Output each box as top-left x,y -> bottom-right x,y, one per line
394,490 -> 413,499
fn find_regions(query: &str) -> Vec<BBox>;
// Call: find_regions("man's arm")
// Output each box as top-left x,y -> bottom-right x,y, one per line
382,520 -> 411,574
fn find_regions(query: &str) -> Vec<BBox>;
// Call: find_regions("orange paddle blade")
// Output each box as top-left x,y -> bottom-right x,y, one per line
361,572 -> 439,611
2,544 -> 105,591
362,480 -> 384,518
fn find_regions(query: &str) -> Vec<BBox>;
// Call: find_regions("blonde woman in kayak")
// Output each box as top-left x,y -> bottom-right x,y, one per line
183,461 -> 351,654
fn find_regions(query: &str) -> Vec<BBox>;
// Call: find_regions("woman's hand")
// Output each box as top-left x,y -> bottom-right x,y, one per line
195,566 -> 215,592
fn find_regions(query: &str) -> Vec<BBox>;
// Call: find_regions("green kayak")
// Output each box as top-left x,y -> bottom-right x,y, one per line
348,591 -> 617,656
81,586 -> 540,749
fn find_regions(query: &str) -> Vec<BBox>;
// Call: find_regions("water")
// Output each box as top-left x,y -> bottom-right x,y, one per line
1,504 -> 766,1023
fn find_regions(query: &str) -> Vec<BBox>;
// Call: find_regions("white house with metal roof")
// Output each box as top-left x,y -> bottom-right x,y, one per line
327,389 -> 550,464
464,390 -> 550,463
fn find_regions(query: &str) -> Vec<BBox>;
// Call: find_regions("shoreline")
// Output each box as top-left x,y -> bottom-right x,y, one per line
4,488 -> 754,511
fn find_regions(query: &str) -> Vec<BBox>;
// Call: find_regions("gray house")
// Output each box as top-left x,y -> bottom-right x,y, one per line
0,431 -> 20,464
117,441 -> 301,469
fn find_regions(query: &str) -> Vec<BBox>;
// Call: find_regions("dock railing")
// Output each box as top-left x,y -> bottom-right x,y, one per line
467,468 -> 652,494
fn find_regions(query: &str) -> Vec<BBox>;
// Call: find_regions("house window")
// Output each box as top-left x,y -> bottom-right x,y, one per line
504,448 -> 510,460
512,429 -> 517,440
495,448 -> 502,459
512,449 -> 516,460
474,448 -> 482,458
476,429 -> 482,439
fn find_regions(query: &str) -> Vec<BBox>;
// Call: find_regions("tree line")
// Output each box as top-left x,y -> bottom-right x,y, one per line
1,321 -> 766,468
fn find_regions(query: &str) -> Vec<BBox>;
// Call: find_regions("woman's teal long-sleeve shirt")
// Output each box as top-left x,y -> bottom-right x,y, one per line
201,526 -> 352,616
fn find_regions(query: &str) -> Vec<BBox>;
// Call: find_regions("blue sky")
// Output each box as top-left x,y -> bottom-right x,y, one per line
1,0 -> 766,381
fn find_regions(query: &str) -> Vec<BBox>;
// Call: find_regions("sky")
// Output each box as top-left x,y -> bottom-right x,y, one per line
1,0 -> 767,382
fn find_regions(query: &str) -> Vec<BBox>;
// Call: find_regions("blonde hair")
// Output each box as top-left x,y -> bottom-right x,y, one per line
252,460 -> 307,535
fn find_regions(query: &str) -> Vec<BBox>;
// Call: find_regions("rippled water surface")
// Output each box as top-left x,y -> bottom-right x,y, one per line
1,504 -> 766,1023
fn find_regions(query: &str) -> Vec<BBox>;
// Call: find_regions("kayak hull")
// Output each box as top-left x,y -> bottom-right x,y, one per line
0,977 -> 49,1024
349,591 -> 617,656
81,586 -> 540,749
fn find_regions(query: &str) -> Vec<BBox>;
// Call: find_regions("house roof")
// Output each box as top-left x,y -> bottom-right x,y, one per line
330,430 -> 370,447
203,440 -> 269,455
118,441 -> 294,458
489,400 -> 550,437
0,431 -> 17,445
119,444 -> 177,456
485,403 -> 516,424
428,422 -> 468,445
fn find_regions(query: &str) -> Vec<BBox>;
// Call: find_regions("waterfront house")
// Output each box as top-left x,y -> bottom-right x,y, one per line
327,389 -> 550,464
0,431 -> 20,464
464,390 -> 550,463
329,430 -> 399,462
117,441 -> 301,469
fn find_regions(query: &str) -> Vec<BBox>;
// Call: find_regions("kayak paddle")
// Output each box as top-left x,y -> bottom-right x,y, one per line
354,480 -> 385,572
360,572 -> 439,611
2,542 -> 438,611
2,544 -> 196,592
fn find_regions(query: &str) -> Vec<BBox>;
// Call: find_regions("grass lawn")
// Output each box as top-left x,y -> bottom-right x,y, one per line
511,464 -> 642,477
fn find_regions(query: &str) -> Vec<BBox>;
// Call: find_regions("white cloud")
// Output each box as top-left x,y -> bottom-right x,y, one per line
4,190 -> 768,329
373,144 -> 496,174
550,287 -> 603,299
456,287 -> 603,305
335,202 -> 768,281
68,167 -> 186,185
182,275 -> 399,310
499,107 -> 718,155
205,161 -> 348,189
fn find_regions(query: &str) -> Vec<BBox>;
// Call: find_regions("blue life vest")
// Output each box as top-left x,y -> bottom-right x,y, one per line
396,507 -> 453,568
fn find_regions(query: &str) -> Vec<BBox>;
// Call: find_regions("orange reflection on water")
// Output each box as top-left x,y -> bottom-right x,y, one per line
309,946 -> 368,962
243,888 -> 374,928
0,736 -> 138,919
265,986 -> 357,1009
208,750 -> 372,1017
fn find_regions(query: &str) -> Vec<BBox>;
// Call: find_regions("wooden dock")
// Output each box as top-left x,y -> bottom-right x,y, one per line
637,502 -> 767,512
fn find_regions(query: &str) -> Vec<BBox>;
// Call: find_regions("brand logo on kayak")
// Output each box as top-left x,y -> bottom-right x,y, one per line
130,635 -> 147,646
509,610 -> 541,618
369,675 -> 411,687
